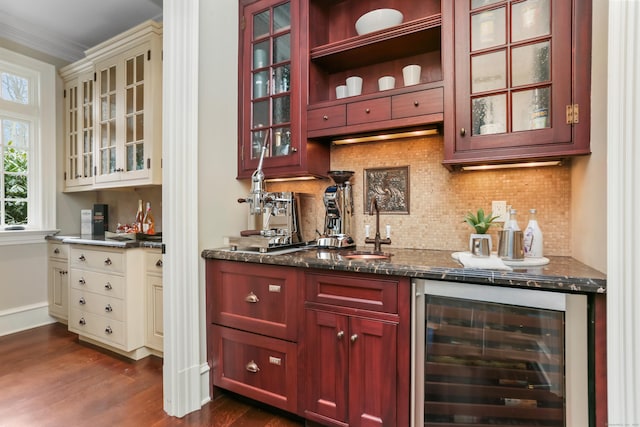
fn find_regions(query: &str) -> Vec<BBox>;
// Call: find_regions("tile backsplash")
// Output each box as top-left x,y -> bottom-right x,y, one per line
268,134 -> 571,255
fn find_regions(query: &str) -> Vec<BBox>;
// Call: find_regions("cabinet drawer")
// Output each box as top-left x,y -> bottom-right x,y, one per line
392,87 -> 444,119
209,261 -> 299,341
70,288 -> 124,322
347,97 -> 391,125
69,268 -> 125,299
48,243 -> 69,260
305,272 -> 398,314
211,325 -> 297,413
69,308 -> 125,347
308,105 -> 346,131
70,247 -> 124,273
145,250 -> 163,274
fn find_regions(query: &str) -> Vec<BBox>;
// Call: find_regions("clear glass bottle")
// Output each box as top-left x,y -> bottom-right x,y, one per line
505,208 -> 520,231
134,199 -> 144,233
523,209 -> 543,257
142,202 -> 155,235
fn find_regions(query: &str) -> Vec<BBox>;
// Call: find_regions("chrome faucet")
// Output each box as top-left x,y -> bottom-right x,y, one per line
365,197 -> 391,252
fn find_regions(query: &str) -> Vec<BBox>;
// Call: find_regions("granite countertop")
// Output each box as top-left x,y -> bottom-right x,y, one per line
46,234 -> 163,249
201,246 -> 607,294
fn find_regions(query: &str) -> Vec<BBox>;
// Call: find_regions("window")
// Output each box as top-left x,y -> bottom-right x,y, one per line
0,48 -> 56,244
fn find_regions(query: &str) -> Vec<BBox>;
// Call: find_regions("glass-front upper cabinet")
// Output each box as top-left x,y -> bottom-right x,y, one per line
238,0 -> 329,179
444,0 -> 591,168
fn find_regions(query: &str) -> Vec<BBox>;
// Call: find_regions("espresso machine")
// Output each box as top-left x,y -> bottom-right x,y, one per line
228,133 -> 304,252
317,170 -> 356,248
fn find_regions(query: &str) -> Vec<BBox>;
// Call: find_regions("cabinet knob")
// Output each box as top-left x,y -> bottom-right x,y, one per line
79,318 -> 86,326
105,282 -> 112,290
78,278 -> 86,285
323,115 -> 329,121
290,147 -> 297,153
245,360 -> 260,373
105,304 -> 113,313
155,259 -> 163,267
53,248 -> 60,254
337,331 -> 345,340
78,254 -> 86,261
79,297 -> 86,305
350,334 -> 358,343
75,174 -> 82,179
460,128 -> 466,137
365,108 -> 370,114
245,292 -> 260,303
104,258 -> 112,266
105,326 -> 113,335
414,101 -> 420,107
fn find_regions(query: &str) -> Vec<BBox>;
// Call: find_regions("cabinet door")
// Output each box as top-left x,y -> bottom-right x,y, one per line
238,0 -> 329,179
445,0 -> 591,167
145,273 -> 163,351
304,309 -> 349,423
48,260 -> 69,320
348,317 -> 397,427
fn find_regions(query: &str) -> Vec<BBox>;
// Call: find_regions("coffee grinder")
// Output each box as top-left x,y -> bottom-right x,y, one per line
317,170 -> 356,248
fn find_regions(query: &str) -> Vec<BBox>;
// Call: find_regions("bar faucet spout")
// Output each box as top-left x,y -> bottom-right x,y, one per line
365,197 -> 391,252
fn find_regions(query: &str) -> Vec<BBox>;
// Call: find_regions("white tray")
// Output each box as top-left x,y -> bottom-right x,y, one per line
452,251 -> 549,267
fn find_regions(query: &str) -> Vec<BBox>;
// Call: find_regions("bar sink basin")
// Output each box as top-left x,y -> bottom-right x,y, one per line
342,251 -> 392,260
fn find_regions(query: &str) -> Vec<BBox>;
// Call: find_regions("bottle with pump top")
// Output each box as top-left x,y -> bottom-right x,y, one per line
142,202 -> 155,235
523,209 -> 543,257
135,200 -> 144,233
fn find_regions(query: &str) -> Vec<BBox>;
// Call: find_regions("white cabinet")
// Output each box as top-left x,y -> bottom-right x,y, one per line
145,249 -> 163,352
47,242 -> 69,322
59,20 -> 162,192
68,245 -> 148,359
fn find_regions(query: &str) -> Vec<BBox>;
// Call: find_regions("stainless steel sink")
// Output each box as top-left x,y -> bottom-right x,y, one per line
342,251 -> 392,260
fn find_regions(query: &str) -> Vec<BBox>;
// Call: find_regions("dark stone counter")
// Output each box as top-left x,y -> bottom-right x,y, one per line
201,246 -> 606,294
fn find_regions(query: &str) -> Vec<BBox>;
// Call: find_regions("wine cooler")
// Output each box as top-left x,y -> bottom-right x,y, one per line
411,280 -> 589,427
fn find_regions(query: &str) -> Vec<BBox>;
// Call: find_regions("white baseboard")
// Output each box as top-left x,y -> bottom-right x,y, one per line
0,302 -> 56,337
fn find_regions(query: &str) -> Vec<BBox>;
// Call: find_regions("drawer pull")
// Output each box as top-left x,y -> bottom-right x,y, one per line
245,361 -> 260,373
104,258 -> 112,266
365,108 -> 370,114
78,254 -> 86,261
104,282 -> 113,290
337,331 -> 345,340
79,317 -> 86,326
350,334 -> 358,343
53,248 -> 60,254
79,297 -> 86,305
105,326 -> 113,335
414,100 -> 419,106
245,292 -> 259,303
105,304 -> 113,313
155,260 -> 163,267
323,115 -> 328,121
78,278 -> 86,285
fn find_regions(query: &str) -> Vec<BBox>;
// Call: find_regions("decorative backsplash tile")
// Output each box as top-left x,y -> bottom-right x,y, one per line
268,134 -> 571,255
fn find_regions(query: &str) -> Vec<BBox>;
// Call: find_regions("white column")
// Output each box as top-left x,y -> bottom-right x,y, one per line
162,0 -> 202,417
607,1 -> 640,425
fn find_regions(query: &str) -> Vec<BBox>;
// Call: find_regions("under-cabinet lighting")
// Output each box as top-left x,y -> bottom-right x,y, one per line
460,160 -> 563,171
332,128 -> 439,145
265,176 -> 318,182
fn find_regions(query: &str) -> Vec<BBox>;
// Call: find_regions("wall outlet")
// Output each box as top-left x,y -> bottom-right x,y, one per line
492,201 -> 508,222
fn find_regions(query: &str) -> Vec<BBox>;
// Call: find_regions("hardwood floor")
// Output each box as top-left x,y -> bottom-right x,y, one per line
0,323 -> 304,427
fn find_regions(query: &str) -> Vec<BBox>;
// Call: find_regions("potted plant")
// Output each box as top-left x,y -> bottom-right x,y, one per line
464,209 -> 499,256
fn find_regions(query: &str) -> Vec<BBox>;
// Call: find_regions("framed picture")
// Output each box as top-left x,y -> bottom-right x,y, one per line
364,166 -> 410,214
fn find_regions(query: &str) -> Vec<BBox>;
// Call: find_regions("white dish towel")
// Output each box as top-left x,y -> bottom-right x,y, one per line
453,252 -> 513,271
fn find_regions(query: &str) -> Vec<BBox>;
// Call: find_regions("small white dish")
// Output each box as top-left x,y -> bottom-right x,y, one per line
355,9 -> 403,36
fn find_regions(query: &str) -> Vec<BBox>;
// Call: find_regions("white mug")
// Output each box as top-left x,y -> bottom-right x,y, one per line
336,85 -> 348,99
346,76 -> 363,96
402,64 -> 421,86
378,76 -> 395,91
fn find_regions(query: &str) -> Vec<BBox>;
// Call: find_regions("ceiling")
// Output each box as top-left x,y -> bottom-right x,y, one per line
0,0 -> 163,63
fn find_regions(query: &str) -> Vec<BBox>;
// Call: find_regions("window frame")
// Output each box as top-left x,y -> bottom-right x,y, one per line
0,47 -> 57,245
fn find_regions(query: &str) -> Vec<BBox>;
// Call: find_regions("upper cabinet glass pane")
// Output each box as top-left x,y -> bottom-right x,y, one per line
512,41 -> 550,87
253,10 -> 270,39
273,3 -> 291,32
471,0 -> 502,9
471,7 -> 506,51
253,41 -> 270,69
512,0 -> 550,42
471,50 -> 506,93
274,34 -> 291,63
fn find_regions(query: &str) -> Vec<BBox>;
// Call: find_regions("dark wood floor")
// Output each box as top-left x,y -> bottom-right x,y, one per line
0,323 -> 304,427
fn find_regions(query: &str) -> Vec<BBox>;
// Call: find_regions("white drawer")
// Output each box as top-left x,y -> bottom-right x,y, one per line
69,308 -> 125,347
48,242 -> 69,260
70,246 -> 124,273
70,288 -> 124,321
69,268 -> 125,299
145,250 -> 163,275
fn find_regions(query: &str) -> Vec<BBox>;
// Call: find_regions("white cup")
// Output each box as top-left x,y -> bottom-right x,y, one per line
378,76 -> 395,91
336,85 -> 348,99
346,76 -> 363,96
402,64 -> 421,86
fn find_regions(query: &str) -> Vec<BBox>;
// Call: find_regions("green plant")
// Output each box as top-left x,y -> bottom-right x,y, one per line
464,208 -> 499,234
